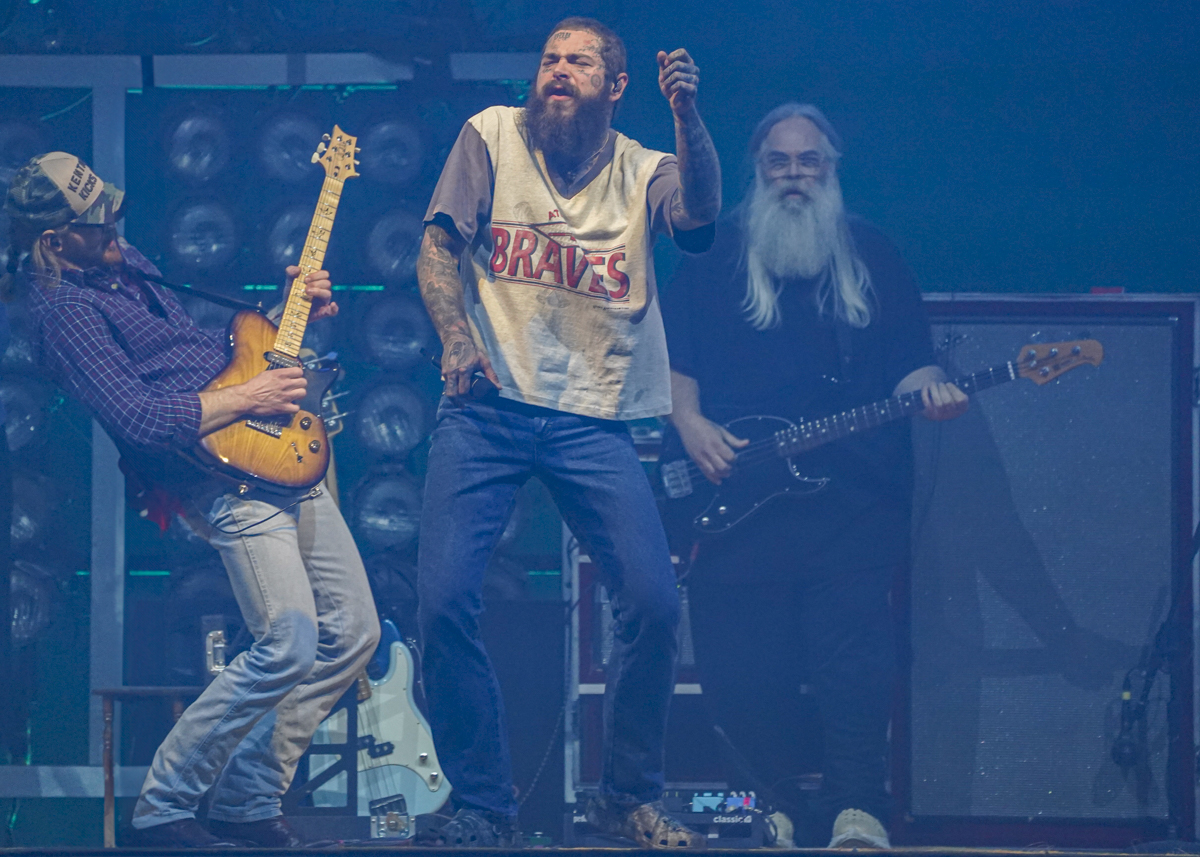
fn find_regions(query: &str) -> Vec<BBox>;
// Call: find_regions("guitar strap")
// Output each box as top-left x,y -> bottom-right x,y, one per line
140,272 -> 265,313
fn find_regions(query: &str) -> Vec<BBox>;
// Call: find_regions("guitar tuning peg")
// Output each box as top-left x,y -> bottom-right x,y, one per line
354,160 -> 361,166
354,147 -> 361,153
316,142 -> 328,153
322,133 -> 331,141
310,152 -> 320,163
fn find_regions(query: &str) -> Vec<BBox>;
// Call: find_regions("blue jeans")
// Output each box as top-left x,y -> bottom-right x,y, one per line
132,482 -> 380,829
418,396 -> 680,820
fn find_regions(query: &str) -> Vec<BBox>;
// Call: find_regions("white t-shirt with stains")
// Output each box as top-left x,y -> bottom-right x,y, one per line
424,105 -> 712,421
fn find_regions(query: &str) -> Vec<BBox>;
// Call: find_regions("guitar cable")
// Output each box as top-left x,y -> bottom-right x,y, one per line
1109,518 -> 1200,771
204,486 -> 323,536
517,703 -> 566,807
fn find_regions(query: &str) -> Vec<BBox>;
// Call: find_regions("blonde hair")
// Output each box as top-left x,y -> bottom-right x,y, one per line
1,223 -> 71,299
31,226 -> 71,285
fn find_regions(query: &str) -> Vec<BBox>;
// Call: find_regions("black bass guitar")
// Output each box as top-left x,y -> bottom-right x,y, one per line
658,339 -> 1103,540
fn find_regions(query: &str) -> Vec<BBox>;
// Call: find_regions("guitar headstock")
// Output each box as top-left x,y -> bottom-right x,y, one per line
310,124 -> 360,180
1015,339 -> 1104,385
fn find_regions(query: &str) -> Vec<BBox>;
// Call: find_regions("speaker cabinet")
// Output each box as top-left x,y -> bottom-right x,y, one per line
900,296 -> 1196,846
569,558 -> 726,789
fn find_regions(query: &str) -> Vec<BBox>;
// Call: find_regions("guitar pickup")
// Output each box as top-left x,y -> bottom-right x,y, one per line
356,734 -> 394,758
369,795 -> 407,816
368,741 -> 394,759
660,460 -> 694,499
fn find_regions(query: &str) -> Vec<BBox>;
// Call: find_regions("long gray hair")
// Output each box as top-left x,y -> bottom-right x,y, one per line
740,103 -> 872,330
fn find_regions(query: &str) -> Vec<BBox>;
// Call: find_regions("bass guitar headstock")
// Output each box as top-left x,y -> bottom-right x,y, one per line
1015,339 -> 1103,385
310,124 -> 360,181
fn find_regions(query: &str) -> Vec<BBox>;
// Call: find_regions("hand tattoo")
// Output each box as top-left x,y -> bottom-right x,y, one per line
446,338 -> 469,366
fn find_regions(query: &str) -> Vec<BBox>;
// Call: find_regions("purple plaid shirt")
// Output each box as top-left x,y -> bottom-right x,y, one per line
25,242 -> 227,459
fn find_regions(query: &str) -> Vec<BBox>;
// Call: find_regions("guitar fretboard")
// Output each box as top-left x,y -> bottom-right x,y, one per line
272,176 -> 344,359
776,362 -> 1018,457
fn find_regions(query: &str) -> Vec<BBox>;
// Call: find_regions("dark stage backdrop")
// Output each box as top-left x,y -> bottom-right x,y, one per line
903,298 -> 1195,845
2,2 -> 1197,299
610,2 -> 1200,300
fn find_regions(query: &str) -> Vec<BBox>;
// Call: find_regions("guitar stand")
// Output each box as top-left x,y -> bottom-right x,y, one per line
283,684 -> 372,841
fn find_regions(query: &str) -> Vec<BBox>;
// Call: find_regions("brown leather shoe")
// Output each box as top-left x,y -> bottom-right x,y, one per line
131,818 -> 239,848
209,816 -> 311,848
586,797 -> 707,850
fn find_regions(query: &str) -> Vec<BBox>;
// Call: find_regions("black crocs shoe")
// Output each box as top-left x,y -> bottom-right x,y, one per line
418,807 -> 519,847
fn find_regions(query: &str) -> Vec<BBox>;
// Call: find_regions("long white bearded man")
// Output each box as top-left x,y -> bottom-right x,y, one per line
662,102 -> 966,848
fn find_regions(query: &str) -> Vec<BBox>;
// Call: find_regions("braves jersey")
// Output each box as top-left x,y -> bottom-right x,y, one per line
425,105 -> 701,421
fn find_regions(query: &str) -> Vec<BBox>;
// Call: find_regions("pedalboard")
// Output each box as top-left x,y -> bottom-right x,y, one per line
564,788 -> 768,847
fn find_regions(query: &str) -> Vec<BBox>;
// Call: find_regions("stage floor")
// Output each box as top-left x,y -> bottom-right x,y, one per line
2,848 -> 1200,856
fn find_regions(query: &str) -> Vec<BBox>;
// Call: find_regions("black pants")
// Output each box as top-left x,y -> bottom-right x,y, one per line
686,516 -> 897,833
0,438 -> 13,759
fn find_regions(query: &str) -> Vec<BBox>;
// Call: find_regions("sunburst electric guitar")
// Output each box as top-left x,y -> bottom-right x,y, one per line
659,339 -> 1104,540
195,126 -> 359,490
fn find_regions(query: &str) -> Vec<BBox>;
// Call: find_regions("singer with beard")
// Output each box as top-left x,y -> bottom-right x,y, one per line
415,16 -> 720,850
661,104 -> 966,849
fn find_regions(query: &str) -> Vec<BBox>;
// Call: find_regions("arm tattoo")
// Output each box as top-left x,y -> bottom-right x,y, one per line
417,225 -> 471,344
674,108 -> 721,229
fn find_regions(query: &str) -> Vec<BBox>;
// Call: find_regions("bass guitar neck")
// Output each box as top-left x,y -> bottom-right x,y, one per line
660,339 -> 1103,539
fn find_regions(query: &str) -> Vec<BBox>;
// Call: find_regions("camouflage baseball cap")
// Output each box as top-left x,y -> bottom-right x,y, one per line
3,152 -> 125,232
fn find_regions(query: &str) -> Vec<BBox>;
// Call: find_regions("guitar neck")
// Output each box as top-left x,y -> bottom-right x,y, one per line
272,175 -> 344,359
777,361 -> 1018,457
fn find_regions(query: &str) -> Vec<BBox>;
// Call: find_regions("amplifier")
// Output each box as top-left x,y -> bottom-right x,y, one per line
901,296 -> 1198,846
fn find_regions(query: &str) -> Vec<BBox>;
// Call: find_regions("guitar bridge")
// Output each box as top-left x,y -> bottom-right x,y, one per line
245,417 -> 286,437
369,794 -> 409,840
661,459 -> 694,499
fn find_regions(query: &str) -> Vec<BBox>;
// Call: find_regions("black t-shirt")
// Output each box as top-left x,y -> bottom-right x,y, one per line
662,213 -> 936,569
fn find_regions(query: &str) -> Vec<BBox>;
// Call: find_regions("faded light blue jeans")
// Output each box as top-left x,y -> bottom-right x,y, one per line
131,481 -> 380,829
418,396 -> 681,821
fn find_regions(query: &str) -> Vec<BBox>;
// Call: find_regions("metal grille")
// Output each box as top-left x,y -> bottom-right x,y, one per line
909,317 -> 1178,820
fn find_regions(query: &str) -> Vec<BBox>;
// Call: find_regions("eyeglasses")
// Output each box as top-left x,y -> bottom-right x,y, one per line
759,150 -> 829,177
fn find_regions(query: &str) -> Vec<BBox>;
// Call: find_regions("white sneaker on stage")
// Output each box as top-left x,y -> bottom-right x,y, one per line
828,808 -> 890,849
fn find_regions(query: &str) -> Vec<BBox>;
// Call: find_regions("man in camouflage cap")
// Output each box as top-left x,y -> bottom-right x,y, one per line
5,151 -> 125,230
6,153 -> 380,849
2,152 -> 126,280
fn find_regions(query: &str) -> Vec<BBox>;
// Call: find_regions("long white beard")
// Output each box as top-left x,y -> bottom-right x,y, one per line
745,172 -> 842,279
741,170 -> 872,330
